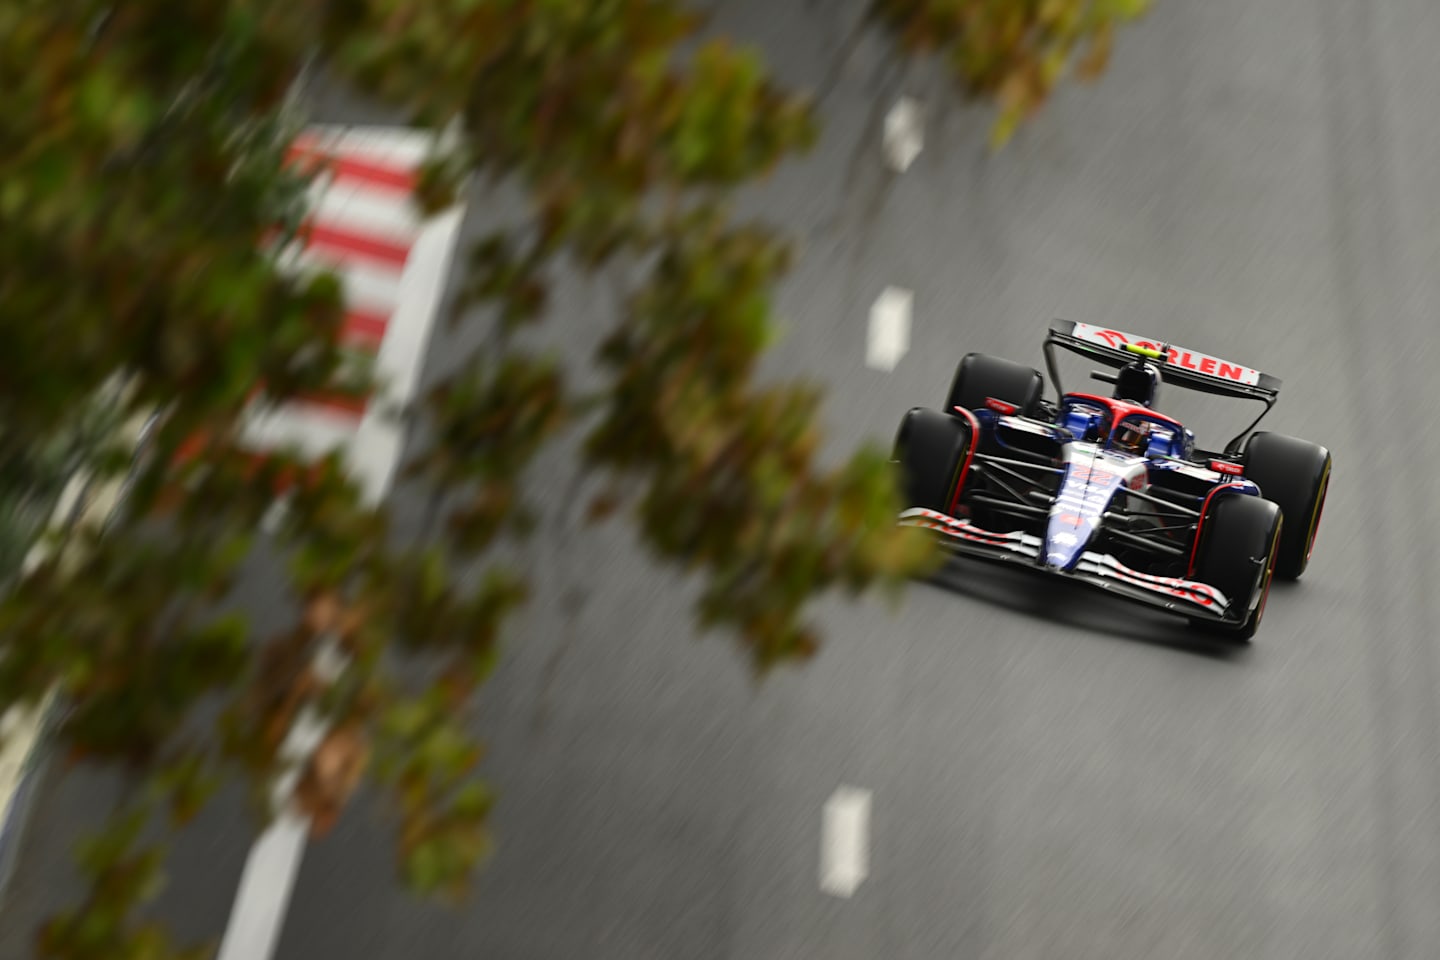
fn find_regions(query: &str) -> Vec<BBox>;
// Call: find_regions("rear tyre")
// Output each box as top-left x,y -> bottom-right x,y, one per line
1242,432 -> 1331,580
945,353 -> 1044,417
1190,494 -> 1283,641
893,407 -> 973,512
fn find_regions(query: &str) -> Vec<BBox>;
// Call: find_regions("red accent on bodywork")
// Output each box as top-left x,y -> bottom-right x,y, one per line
1186,482 -> 1248,577
1063,393 -> 1186,432
1209,459 -> 1244,476
1102,555 -> 1221,607
948,406 -> 981,517
985,397 -> 1018,415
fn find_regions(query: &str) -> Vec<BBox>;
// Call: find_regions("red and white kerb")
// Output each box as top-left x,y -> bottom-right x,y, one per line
243,125 -> 466,505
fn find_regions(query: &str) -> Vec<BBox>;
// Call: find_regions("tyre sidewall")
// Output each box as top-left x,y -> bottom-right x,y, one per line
894,407 -> 973,513
1243,432 -> 1331,579
1191,494 -> 1283,638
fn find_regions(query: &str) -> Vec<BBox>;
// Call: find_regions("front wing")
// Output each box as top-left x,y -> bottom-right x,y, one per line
899,508 -> 1236,624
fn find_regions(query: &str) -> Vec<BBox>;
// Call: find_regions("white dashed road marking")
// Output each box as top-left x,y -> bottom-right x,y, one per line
820,786 -> 872,898
216,812 -> 310,960
867,286 -> 912,372
883,97 -> 924,172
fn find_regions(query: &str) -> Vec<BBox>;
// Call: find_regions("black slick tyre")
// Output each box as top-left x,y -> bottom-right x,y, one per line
945,353 -> 1044,417
1190,494 -> 1283,641
1242,431 -> 1331,580
893,407 -> 973,512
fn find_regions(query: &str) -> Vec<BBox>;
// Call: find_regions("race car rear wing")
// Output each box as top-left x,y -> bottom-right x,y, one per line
1043,319 -> 1282,453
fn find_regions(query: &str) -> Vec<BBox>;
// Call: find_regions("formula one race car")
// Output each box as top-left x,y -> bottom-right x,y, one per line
894,320 -> 1331,639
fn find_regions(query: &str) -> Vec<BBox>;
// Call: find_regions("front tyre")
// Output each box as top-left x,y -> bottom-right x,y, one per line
893,407 -> 973,512
1243,432 -> 1331,579
1190,494 -> 1283,641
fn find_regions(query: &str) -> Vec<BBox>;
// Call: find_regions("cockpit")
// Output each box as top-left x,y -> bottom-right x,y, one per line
1058,396 -> 1192,459
1110,413 -> 1188,459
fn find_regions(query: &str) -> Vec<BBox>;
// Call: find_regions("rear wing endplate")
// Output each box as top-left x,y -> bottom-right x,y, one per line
1042,319 -> 1282,453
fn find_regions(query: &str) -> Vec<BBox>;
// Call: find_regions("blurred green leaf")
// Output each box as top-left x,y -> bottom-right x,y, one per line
869,0 -> 1151,145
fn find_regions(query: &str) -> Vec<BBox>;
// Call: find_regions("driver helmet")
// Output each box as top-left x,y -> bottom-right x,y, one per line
1113,419 -> 1152,455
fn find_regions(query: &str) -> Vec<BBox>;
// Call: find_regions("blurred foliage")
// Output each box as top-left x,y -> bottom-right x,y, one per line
869,0 -> 1151,145
0,0 -> 1137,955
0,380 -> 134,585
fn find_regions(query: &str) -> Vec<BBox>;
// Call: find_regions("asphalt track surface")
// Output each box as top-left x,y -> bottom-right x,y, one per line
7,0 -> 1440,957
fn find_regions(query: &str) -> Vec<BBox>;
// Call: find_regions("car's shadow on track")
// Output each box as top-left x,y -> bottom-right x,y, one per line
921,557 -> 1250,661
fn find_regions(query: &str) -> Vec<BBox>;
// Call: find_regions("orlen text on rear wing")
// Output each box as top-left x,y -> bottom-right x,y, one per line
1042,319 -> 1282,453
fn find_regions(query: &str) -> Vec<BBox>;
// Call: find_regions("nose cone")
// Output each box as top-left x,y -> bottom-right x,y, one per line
1044,513 -> 1096,570
1046,446 -> 1130,570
